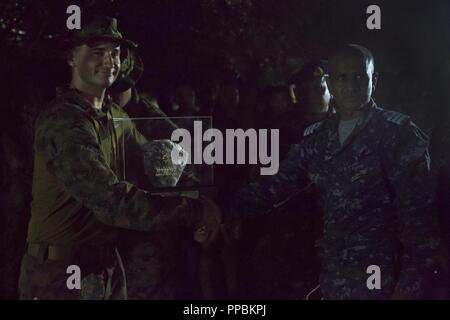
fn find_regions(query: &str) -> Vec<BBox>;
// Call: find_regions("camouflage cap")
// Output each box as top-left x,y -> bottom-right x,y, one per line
69,15 -> 137,49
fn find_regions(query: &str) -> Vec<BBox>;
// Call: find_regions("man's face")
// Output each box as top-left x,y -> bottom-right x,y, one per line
69,41 -> 121,90
297,75 -> 331,112
327,54 -> 376,113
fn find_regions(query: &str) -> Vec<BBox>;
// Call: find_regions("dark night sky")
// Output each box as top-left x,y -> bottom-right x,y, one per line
2,0 -> 450,118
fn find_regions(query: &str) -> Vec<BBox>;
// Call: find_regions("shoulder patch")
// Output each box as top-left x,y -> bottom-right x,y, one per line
303,121 -> 322,137
383,110 -> 409,125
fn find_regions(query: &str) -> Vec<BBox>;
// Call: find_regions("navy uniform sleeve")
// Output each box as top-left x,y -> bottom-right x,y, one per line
382,119 -> 440,295
229,143 -> 308,220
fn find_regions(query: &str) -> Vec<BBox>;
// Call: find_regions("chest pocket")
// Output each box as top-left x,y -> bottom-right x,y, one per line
92,119 -> 116,167
307,152 -> 335,187
348,146 -> 380,183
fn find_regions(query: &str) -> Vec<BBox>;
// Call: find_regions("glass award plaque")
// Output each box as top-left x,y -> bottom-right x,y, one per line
114,116 -> 214,196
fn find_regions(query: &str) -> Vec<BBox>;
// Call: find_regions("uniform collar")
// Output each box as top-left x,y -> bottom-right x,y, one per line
56,85 -> 114,120
327,99 -> 377,125
322,99 -> 378,158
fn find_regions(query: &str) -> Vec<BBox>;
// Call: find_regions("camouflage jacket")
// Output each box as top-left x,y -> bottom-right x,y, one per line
231,100 -> 439,296
28,87 -> 200,246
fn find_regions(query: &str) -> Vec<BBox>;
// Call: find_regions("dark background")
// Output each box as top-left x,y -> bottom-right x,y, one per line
1,0 -> 450,299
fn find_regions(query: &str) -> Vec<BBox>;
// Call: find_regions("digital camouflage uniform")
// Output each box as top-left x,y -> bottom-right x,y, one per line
231,100 -> 439,299
19,86 -> 203,299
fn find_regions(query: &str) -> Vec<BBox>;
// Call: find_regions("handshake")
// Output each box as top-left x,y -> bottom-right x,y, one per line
190,195 -> 241,248
141,140 -> 239,246
142,140 -> 238,246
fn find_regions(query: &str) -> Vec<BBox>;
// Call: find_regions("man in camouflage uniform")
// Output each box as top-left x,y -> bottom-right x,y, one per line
18,16 -> 220,300
290,60 -> 334,130
271,60 -> 334,159
230,44 -> 439,299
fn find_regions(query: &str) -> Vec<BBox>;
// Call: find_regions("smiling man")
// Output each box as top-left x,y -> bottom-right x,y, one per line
18,16 -> 220,300
230,44 -> 439,299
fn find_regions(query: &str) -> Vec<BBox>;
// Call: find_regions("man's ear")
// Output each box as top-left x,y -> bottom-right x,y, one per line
67,54 -> 75,68
66,47 -> 78,68
372,72 -> 379,91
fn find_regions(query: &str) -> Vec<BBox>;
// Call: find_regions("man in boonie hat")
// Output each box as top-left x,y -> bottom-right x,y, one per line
19,15 -> 221,300
289,59 -> 333,123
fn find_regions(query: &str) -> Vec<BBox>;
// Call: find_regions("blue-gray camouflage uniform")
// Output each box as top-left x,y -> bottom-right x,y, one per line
231,100 -> 439,299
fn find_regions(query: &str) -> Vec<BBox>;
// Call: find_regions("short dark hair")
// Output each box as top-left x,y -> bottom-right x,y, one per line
329,44 -> 375,73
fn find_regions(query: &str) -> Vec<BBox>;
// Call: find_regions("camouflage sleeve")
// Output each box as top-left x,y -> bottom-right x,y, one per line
35,107 -> 202,231
229,143 -> 308,221
383,120 -> 440,295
